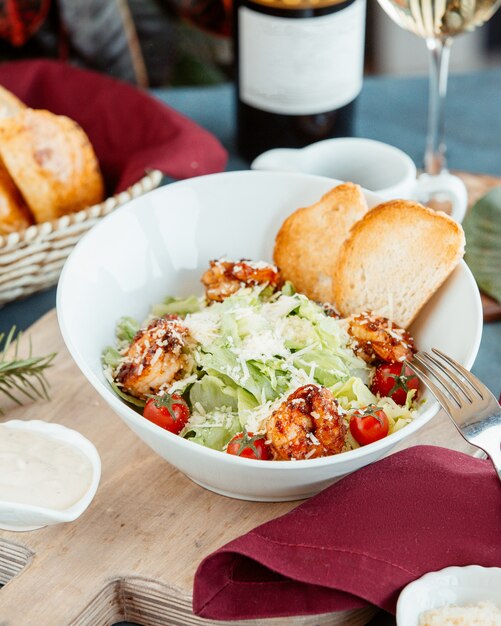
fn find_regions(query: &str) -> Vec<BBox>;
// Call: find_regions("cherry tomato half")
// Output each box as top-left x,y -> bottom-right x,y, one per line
143,392 -> 190,434
370,361 -> 419,406
350,405 -> 389,446
226,431 -> 270,460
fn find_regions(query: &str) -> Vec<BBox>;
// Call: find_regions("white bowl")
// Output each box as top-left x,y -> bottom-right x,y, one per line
56,171 -> 483,502
397,565 -> 501,625
0,420 -> 101,531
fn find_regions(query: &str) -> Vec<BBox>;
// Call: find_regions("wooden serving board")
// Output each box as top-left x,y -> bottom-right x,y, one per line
0,310 -> 479,626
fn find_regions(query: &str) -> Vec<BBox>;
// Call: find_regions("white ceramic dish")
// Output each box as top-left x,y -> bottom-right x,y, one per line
397,565 -> 501,625
57,171 -> 483,502
251,138 -> 468,223
0,420 -> 101,531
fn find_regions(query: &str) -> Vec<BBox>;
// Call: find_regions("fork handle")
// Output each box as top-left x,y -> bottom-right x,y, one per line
493,464 -> 501,485
484,446 -> 501,485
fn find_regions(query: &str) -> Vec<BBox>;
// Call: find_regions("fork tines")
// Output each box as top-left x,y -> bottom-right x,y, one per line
408,349 -> 501,484
408,349 -> 485,417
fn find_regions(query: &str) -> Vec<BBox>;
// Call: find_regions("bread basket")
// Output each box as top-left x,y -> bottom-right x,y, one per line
0,169 -> 162,307
0,59 -> 228,308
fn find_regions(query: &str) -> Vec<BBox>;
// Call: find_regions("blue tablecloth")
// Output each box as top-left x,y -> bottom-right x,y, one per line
157,69 -> 501,177
1,70 -> 499,397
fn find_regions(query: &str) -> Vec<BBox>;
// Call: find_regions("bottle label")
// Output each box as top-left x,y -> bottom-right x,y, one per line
239,0 -> 366,115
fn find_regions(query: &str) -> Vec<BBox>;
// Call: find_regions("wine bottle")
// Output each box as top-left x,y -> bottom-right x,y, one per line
234,0 -> 366,161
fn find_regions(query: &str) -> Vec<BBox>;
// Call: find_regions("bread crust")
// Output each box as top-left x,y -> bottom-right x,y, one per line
0,157 -> 32,235
273,182 -> 368,303
332,200 -> 465,328
0,85 -> 26,119
0,109 -> 104,224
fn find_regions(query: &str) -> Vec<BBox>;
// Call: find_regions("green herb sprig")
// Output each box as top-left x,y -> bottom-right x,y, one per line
0,326 -> 56,413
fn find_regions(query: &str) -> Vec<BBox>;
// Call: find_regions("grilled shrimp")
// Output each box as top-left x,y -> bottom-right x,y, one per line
266,384 -> 346,460
115,317 -> 191,400
347,312 -> 416,364
201,259 -> 281,302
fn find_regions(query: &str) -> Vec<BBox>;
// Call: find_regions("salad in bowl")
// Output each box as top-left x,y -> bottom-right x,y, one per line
103,258 -> 420,462
57,171 -> 482,500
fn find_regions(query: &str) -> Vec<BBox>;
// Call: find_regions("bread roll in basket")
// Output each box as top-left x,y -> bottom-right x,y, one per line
0,109 -> 105,226
0,84 -> 161,306
0,58 -> 228,307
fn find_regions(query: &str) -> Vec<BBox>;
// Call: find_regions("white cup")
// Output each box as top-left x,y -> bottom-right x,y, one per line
250,137 -> 468,223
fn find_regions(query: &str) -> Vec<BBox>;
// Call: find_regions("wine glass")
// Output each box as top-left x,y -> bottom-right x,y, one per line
376,0 -> 501,197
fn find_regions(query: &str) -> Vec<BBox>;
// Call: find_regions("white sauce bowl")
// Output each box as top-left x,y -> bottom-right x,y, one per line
0,420 -> 101,531
397,565 -> 501,625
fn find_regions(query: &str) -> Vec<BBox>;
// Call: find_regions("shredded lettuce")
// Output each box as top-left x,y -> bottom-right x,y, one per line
151,295 -> 201,317
281,280 -> 296,296
103,281 -> 419,454
102,345 -> 122,369
116,316 -> 140,344
189,375 -> 239,412
182,411 -> 241,450
332,376 -> 377,409
110,381 -> 146,408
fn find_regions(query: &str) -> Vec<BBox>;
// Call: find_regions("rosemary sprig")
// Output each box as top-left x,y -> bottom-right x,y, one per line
0,326 -> 56,413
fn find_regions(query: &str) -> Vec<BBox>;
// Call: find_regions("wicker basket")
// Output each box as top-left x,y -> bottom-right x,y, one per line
0,169 -> 163,307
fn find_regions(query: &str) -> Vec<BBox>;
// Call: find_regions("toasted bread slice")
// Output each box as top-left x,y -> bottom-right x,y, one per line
0,85 -> 25,119
0,109 -> 104,224
0,157 -> 32,235
332,200 -> 465,328
274,182 -> 369,303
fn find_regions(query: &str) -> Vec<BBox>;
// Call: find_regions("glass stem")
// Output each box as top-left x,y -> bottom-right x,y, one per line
424,36 -> 453,176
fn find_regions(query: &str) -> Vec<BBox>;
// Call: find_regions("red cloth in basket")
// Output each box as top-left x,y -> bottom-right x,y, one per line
0,59 -> 227,193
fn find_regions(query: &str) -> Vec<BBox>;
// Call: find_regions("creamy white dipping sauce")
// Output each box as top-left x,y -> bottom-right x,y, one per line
0,425 -> 94,510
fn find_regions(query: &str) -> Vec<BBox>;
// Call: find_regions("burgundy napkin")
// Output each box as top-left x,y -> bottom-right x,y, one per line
193,445 -> 501,620
0,59 -> 227,193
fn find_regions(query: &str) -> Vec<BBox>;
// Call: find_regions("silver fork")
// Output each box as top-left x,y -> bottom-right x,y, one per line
407,348 -> 501,483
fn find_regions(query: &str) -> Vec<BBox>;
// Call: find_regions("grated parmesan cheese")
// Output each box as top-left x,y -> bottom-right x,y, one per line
419,603 -> 501,626
183,309 -> 220,344
238,330 -> 287,361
